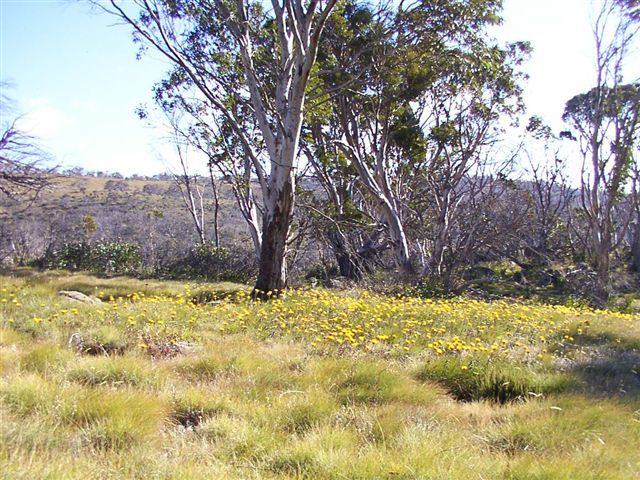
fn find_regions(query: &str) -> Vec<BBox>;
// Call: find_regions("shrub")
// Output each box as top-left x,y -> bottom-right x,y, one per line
39,240 -> 142,275
90,241 -> 142,274
172,242 -> 257,283
40,241 -> 93,271
410,278 -> 448,299
304,263 -> 339,282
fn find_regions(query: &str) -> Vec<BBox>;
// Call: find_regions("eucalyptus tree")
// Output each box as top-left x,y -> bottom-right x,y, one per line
161,105 -> 264,258
562,0 -> 639,303
301,120 -> 369,279
312,0 -> 528,277
95,0 -> 338,297
300,1 -> 390,279
564,83 -> 639,297
630,162 -> 640,271
322,2 -> 429,275
416,38 -> 529,278
170,141 -> 208,246
494,117 -> 576,270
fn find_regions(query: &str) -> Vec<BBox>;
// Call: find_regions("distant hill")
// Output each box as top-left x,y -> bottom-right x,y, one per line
0,174 -> 254,265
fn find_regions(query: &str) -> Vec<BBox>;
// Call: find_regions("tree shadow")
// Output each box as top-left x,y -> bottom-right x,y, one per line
563,333 -> 640,397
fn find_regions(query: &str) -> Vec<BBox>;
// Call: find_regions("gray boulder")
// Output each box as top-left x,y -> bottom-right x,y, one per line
58,290 -> 103,305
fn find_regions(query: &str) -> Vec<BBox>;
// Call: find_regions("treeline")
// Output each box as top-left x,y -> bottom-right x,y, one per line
58,167 -> 173,181
1,0 -> 638,306
95,0 -> 636,305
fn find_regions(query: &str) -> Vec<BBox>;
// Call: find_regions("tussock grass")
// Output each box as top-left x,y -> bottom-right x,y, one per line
60,387 -> 169,449
1,271 -> 639,478
67,355 -> 161,387
169,386 -> 228,428
267,444 -> 320,477
75,324 -> 132,355
1,373 -> 57,416
20,343 -> 74,375
272,390 -> 337,435
174,352 -> 237,380
0,327 -> 27,346
415,355 -> 576,403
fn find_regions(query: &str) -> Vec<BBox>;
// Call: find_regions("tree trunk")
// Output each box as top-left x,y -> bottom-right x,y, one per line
425,229 -> 448,277
423,201 -> 451,277
246,201 -> 263,261
208,166 -> 221,249
630,221 -> 640,272
253,171 -> 295,298
327,230 -> 360,280
378,198 -> 413,275
591,235 -> 611,307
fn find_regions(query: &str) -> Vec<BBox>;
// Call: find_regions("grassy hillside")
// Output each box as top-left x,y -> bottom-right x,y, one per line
1,174 -> 241,231
1,270 -> 639,478
0,175 -> 258,269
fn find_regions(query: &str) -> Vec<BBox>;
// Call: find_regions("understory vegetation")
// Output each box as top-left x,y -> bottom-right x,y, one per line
1,270 -> 638,479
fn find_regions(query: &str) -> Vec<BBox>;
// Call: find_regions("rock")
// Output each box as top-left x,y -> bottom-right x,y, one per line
58,290 -> 103,305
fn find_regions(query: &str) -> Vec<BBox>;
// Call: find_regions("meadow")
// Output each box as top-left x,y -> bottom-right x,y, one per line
1,270 -> 639,479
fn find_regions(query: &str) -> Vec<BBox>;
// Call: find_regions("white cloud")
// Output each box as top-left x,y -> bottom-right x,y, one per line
17,100 -> 71,139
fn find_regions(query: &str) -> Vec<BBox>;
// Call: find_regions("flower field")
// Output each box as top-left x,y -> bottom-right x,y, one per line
1,271 -> 639,478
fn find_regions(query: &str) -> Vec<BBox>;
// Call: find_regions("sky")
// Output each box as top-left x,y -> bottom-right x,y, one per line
0,0 -> 638,176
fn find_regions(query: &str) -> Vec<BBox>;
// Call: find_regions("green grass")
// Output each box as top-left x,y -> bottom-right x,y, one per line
66,355 -> 161,387
0,270 -> 639,478
415,355 -> 576,403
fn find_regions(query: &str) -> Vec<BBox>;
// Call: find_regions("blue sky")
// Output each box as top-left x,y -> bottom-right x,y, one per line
0,0 -> 638,176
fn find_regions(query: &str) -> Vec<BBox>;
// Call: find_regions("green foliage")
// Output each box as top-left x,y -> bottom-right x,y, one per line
81,215 -> 97,240
563,83 -> 639,196
304,263 -> 339,281
410,277 -> 451,299
40,240 -> 142,275
174,242 -> 256,283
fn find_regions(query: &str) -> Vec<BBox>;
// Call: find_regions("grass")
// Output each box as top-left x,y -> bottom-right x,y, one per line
414,355 -> 575,403
0,270 -> 639,478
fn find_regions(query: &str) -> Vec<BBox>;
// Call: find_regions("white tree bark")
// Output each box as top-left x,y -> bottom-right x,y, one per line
101,0 -> 338,295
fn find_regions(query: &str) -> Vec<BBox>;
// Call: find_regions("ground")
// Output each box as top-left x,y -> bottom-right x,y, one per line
1,270 -> 639,479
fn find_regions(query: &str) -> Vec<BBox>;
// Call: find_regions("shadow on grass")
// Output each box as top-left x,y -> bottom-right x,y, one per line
563,333 -> 640,397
